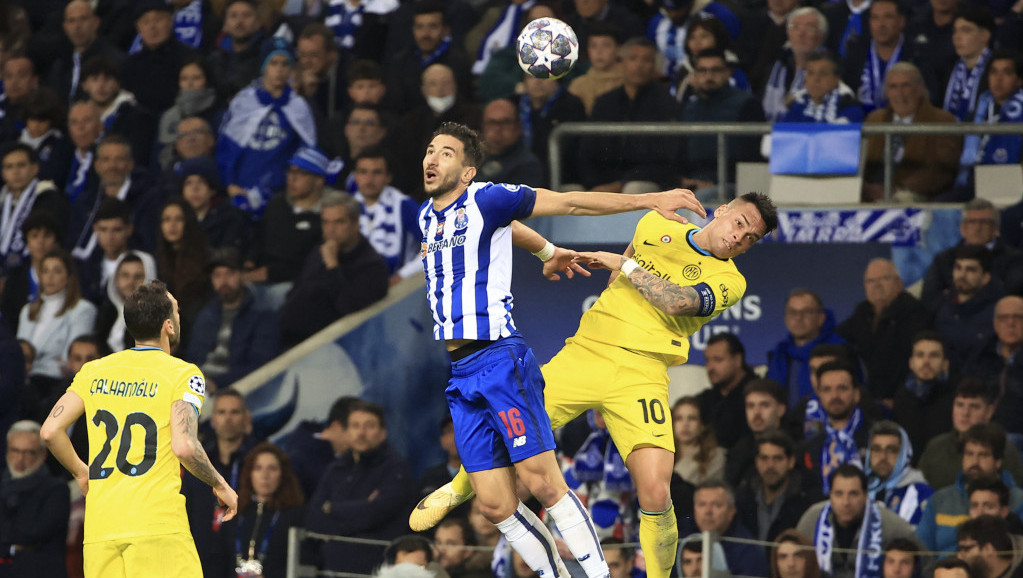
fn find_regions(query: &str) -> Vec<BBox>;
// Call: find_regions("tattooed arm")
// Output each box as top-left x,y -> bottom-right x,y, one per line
170,400 -> 239,520
575,251 -> 703,316
41,391 -> 89,495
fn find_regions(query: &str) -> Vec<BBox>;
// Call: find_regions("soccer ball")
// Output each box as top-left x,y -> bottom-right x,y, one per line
516,18 -> 579,80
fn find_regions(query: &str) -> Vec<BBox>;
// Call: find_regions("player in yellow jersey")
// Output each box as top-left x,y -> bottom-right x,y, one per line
411,192 -> 778,578
40,281 -> 238,578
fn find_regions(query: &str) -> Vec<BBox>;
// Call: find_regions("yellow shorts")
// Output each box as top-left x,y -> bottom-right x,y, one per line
84,532 -> 202,578
541,335 -> 674,460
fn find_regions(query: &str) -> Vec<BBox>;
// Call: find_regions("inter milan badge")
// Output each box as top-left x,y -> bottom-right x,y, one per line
454,208 -> 469,230
661,235 -> 671,243
436,220 -> 446,236
188,375 -> 206,396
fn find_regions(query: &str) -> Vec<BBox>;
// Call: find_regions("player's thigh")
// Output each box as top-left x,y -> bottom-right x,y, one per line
83,540 -> 127,578
541,337 -> 616,430
122,533 -> 202,578
600,352 -> 673,461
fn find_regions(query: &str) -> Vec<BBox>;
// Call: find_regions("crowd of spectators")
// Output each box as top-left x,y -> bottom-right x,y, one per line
1,0 -> 1023,576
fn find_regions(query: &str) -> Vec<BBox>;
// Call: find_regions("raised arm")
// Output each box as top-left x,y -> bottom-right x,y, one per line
40,391 -> 88,495
529,188 -> 706,223
511,220 -> 590,281
576,251 -> 706,317
170,400 -> 238,521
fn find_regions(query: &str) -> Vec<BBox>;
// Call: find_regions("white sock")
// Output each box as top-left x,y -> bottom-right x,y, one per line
546,490 -> 610,578
495,502 -> 569,578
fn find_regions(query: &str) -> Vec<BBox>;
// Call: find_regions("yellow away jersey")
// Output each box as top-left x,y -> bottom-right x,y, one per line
68,347 -> 206,543
575,212 -> 747,365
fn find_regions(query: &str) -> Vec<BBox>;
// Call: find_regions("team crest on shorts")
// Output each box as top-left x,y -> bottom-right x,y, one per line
682,264 -> 701,280
454,208 -> 469,230
188,375 -> 206,395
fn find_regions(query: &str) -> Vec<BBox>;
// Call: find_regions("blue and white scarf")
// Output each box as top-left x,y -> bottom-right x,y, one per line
418,36 -> 452,68
962,89 -> 1023,167
0,179 -> 41,271
820,406 -> 864,493
839,0 -> 872,57
788,87 -> 853,123
66,150 -> 93,204
128,0 -> 204,54
473,0 -> 536,74
763,51 -> 807,120
518,87 -> 563,148
814,499 -> 884,578
944,48 -> 991,121
805,395 -> 827,439
858,37 -> 902,113
571,414 -> 634,493
325,0 -> 398,49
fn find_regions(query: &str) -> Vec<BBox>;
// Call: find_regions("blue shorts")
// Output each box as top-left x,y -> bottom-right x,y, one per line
446,335 -> 557,473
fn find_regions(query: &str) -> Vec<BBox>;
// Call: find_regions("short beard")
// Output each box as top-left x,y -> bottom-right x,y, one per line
7,463 -> 41,480
425,173 -> 461,199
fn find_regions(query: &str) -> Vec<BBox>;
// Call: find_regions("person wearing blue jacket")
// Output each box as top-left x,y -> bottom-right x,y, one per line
767,288 -> 847,408
916,423 -> 1023,557
678,480 -> 769,578
779,52 -> 865,124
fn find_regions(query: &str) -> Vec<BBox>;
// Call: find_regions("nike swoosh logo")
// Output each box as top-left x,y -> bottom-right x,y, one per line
642,240 -> 657,246
653,433 -> 666,438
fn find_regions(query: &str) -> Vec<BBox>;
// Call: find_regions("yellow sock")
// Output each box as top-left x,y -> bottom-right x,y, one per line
452,465 -> 474,496
639,506 -> 678,578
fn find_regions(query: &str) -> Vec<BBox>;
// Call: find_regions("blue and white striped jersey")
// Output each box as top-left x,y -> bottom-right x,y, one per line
355,186 -> 422,278
418,181 -> 537,341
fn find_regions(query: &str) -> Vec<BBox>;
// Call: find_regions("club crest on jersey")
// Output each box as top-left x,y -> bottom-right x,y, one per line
682,264 -> 701,280
435,220 -> 446,236
454,208 -> 469,230
661,235 -> 671,243
188,375 -> 205,395
421,242 -> 428,258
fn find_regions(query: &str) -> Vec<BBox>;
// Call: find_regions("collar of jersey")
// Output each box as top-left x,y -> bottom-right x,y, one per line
686,228 -> 713,257
130,346 -> 162,351
430,189 -> 468,217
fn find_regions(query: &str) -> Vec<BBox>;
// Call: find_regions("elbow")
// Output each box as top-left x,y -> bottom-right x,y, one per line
171,437 -> 196,461
39,422 -> 62,446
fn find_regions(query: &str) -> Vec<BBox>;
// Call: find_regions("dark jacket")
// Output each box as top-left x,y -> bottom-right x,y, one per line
198,199 -> 251,252
122,39 -> 197,115
921,239 -> 1023,310
919,430 -> 1023,490
766,309 -> 847,407
0,467 -> 70,578
207,33 -> 266,102
390,100 -> 481,202
934,280 -> 1004,371
185,288 -> 280,387
965,339 -> 1023,434
278,236 -> 389,347
305,442 -> 417,575
0,265 -> 31,334
736,469 -> 823,543
798,412 -> 874,494
893,376 -> 955,464
33,132 -> 75,193
521,90 -> 587,187
836,292 -> 931,400
679,85 -> 765,183
277,421 -> 335,500
0,324 -> 24,459
48,39 -> 125,105
476,139 -> 544,189
67,172 -> 161,255
223,503 -> 304,578
384,43 -> 474,114
697,372 -> 754,450
579,82 -> 680,189
93,297 -> 135,352
250,194 -> 322,283
678,514 -> 768,578
1002,199 -> 1023,249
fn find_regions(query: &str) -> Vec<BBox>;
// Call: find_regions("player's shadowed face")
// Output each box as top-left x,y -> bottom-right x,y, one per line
167,292 -> 182,347
424,135 -> 470,199
706,200 -> 765,259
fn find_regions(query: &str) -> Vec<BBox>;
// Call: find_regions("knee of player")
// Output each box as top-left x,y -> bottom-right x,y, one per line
635,480 -> 672,511
474,495 -> 519,523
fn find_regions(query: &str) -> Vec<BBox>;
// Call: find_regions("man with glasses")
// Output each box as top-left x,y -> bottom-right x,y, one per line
864,421 -> 933,527
767,288 -> 846,409
956,515 -> 1023,577
922,199 -> 1023,308
965,296 -> 1023,443
476,98 -> 542,187
0,420 -> 70,577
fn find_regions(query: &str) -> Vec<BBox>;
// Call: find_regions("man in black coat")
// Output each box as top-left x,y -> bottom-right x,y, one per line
837,258 -> 930,405
0,421 -> 70,578
893,331 -> 955,464
120,0 -> 197,115
278,192 -> 388,347
48,1 -> 125,106
305,401 -> 417,575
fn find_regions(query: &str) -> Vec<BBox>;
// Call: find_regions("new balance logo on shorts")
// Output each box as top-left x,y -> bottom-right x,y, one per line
513,435 -> 527,448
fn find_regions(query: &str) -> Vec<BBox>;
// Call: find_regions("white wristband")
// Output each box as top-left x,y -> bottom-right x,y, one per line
531,241 -> 556,262
620,258 -> 641,277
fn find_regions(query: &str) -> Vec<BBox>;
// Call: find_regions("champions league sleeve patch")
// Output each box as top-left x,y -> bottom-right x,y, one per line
188,375 -> 206,396
693,283 -> 716,317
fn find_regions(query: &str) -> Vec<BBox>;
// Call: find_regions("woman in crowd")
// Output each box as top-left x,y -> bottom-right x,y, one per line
672,396 -> 727,485
156,196 -> 209,346
673,16 -> 750,103
227,442 -> 305,578
157,55 -> 224,170
771,529 -> 823,578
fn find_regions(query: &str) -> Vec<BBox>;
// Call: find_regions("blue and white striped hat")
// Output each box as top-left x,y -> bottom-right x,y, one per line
289,146 -> 345,184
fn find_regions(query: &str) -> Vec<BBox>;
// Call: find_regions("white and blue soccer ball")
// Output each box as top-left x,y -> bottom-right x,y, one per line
516,18 -> 579,80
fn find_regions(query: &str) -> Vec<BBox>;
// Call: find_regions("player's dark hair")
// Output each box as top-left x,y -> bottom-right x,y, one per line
958,516 -> 1013,559
123,280 -> 173,342
737,192 -> 778,234
960,423 -> 1007,461
956,376 -> 995,405
433,122 -> 485,168
385,535 -> 434,565
815,360 -> 859,387
347,400 -> 387,429
2,141 -> 38,166
967,475 -> 1011,507
933,556 -> 977,578
870,0 -> 906,17
601,536 -> 635,561
347,59 -> 384,85
95,197 -> 132,226
354,145 -> 392,173
829,463 -> 867,491
437,517 -> 477,546
911,330 -> 947,357
237,441 -> 305,512
744,378 -> 787,405
20,210 -> 63,244
955,245 -> 993,273
756,429 -> 795,458
327,396 -> 360,427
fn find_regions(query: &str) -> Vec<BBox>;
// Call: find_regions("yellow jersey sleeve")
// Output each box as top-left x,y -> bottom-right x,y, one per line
574,212 -> 747,365
174,364 -> 206,414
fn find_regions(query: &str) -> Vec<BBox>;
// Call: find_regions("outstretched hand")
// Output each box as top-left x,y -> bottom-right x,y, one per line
574,251 -> 626,272
542,247 -> 592,280
649,188 -> 707,224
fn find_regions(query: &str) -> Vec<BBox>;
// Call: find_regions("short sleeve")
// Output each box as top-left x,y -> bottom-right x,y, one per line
176,365 -> 207,414
475,182 -> 537,225
68,367 -> 89,397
